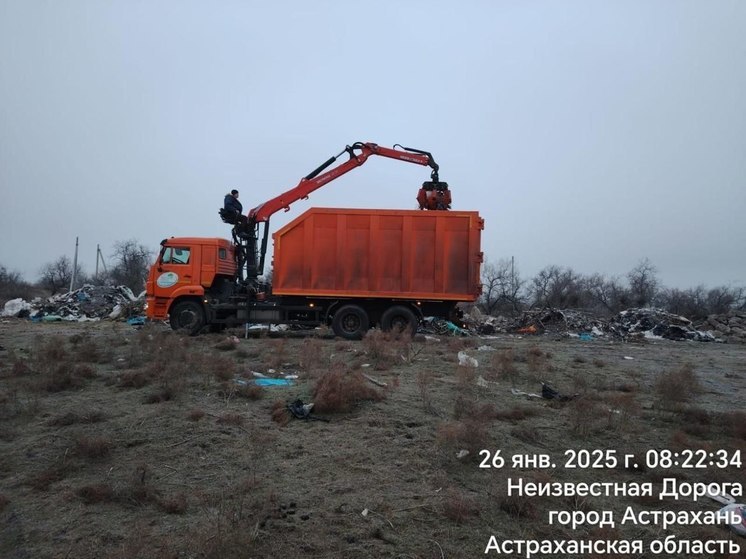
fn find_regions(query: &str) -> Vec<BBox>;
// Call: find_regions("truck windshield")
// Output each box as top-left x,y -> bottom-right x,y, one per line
161,247 -> 190,265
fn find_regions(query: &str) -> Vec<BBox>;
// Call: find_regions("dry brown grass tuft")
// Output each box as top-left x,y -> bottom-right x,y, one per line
216,412 -> 244,426
436,419 -> 490,455
312,365 -> 385,413
75,483 -> 115,504
235,382 -> 264,400
362,328 -> 410,371
187,408 -> 206,421
34,335 -> 68,364
26,464 -> 71,491
568,396 -> 606,437
39,363 -> 96,392
490,348 -> 518,381
271,399 -> 291,426
158,492 -> 188,514
214,338 -> 238,351
511,424 -> 541,444
264,339 -> 288,370
499,492 -> 538,519
299,337 -> 325,371
72,335 -> 102,363
493,406 -> 539,422
442,488 -> 479,523
452,394 -> 497,422
416,370 -> 436,414
118,370 -> 150,389
654,362 -> 702,408
75,435 -> 113,460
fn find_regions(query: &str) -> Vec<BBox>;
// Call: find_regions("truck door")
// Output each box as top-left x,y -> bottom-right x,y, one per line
152,245 -> 198,298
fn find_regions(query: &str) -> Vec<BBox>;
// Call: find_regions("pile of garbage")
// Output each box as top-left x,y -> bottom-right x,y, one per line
1,285 -> 145,322
464,307 -> 604,337
608,308 -> 718,342
461,306 -> 726,343
696,311 -> 746,344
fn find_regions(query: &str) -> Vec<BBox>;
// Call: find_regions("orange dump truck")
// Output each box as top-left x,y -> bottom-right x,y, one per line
145,142 -> 484,338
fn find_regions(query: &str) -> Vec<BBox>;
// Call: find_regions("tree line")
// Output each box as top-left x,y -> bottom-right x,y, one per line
480,257 -> 745,320
0,240 -> 153,301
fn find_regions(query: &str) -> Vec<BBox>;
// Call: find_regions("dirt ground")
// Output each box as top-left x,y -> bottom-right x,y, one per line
0,318 -> 744,559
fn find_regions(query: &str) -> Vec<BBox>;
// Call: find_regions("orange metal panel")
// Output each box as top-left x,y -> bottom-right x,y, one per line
272,208 -> 482,302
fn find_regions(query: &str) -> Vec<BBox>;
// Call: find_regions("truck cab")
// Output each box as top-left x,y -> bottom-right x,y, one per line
145,237 -> 237,329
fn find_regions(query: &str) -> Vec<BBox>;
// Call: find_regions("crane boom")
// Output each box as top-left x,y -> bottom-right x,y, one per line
248,142 -> 443,223
232,141 -> 451,282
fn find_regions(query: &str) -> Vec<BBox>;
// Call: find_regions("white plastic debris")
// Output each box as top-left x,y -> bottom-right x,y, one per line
623,356 -> 634,360
456,450 -> 470,459
1,298 -> 32,317
109,304 -> 122,319
477,345 -> 496,352
457,351 -> 479,368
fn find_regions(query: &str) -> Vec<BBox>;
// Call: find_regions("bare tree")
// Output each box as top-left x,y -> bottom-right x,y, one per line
38,256 -> 83,295
109,240 -> 154,294
480,258 -> 524,315
627,258 -> 659,307
530,265 -> 584,309
583,273 -> 630,315
0,264 -> 33,301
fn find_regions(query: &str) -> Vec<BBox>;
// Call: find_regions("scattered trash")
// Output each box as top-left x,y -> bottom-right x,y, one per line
126,316 -> 146,326
719,503 -> 746,537
609,308 -> 718,342
287,399 -> 328,422
254,378 -> 293,387
1,298 -> 32,318
541,382 -> 577,402
456,450 -> 469,459
623,356 -> 634,360
510,387 -> 542,399
2,285 -> 143,322
457,351 -> 479,368
476,375 -> 499,388
362,373 -> 387,387
457,306 -> 732,343
477,345 -> 496,352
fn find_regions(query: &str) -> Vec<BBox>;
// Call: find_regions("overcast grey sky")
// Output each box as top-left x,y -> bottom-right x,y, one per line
1,0 -> 744,290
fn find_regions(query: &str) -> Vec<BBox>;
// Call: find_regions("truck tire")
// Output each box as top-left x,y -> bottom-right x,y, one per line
169,300 -> 205,335
331,304 -> 369,340
381,305 -> 419,336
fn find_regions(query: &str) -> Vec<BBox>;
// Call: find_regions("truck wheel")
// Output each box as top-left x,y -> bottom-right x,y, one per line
169,300 -> 205,335
331,305 -> 369,340
381,305 -> 419,336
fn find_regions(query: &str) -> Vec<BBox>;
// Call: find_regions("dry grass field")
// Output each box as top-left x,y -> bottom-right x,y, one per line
1,319 -> 744,558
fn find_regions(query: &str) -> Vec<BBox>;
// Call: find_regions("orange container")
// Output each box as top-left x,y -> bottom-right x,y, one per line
272,208 -> 483,301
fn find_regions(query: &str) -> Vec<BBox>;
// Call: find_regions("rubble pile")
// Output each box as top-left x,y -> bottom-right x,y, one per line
696,311 -> 746,344
463,306 -> 735,343
606,308 -> 717,342
1,285 -> 144,322
511,309 -> 605,336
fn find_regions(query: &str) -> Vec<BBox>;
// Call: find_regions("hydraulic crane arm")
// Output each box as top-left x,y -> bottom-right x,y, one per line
248,142 -> 445,223
233,141 -> 450,282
